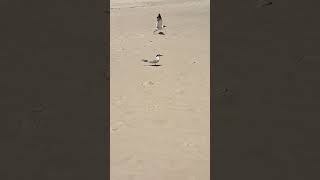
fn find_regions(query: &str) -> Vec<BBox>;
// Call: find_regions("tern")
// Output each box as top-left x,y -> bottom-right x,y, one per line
153,13 -> 167,34
142,54 -> 164,66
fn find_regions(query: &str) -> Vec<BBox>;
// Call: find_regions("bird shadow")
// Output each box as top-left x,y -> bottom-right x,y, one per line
144,64 -> 162,67
153,32 -> 165,35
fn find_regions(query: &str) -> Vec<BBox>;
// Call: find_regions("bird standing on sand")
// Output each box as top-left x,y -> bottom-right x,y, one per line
142,54 -> 163,66
153,13 -> 167,34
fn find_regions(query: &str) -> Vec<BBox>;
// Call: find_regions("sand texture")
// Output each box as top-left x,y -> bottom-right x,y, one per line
111,0 -> 210,179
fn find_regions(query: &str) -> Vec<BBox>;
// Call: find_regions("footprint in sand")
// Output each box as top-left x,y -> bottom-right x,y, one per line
191,59 -> 198,64
146,104 -> 159,112
142,80 -> 154,88
175,88 -> 185,95
183,142 -> 201,155
183,142 -> 194,147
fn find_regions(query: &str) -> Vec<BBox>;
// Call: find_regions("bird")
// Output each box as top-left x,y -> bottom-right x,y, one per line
153,13 -> 167,34
142,54 -> 164,66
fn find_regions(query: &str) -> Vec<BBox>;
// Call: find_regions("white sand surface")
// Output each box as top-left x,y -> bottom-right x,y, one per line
111,0 -> 210,179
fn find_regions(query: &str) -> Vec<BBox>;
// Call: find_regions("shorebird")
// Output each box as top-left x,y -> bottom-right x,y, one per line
153,13 -> 167,34
142,54 -> 163,66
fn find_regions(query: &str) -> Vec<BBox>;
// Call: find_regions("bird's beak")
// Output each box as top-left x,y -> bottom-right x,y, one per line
159,54 -> 163,56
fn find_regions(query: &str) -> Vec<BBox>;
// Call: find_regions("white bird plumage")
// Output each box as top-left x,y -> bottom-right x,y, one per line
142,54 -> 163,66
153,13 -> 167,34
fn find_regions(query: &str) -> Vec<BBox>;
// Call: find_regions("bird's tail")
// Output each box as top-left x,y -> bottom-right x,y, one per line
141,59 -> 148,62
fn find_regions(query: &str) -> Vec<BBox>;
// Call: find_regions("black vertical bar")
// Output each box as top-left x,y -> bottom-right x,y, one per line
0,0 -> 109,179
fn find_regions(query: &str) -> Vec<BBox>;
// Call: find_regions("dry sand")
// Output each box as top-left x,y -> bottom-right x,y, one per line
110,0 -> 210,179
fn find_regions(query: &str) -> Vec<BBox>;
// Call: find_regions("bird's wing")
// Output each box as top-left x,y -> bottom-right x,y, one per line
156,15 -> 162,29
149,60 -> 157,63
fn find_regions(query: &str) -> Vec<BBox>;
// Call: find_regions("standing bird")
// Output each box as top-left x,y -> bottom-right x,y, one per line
142,54 -> 164,66
153,13 -> 167,34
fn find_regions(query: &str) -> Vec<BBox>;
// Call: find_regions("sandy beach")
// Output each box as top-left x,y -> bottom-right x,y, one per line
110,0 -> 210,179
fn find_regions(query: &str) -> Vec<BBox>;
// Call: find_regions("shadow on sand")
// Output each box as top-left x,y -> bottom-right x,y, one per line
144,64 -> 162,67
